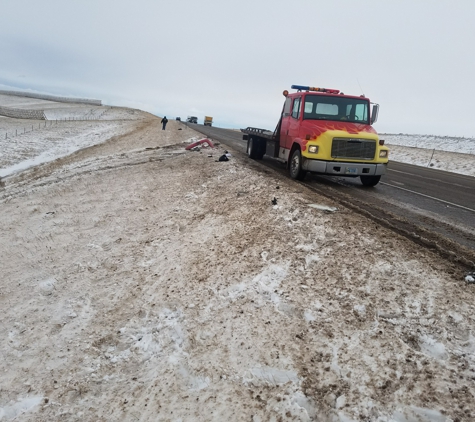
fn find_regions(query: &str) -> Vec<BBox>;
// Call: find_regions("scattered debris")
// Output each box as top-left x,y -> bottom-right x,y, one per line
465,272 -> 475,284
217,151 -> 231,162
307,203 -> 338,213
185,138 -> 214,150
271,197 -> 277,205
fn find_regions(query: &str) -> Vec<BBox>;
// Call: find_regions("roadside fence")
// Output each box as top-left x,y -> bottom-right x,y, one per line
2,115 -> 108,141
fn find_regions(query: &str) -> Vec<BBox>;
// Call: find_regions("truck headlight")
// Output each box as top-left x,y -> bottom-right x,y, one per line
379,150 -> 388,158
308,145 -> 319,153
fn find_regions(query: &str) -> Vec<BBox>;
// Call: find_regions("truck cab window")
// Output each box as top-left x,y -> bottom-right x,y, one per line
304,95 -> 369,123
353,104 -> 368,121
316,103 -> 338,115
291,98 -> 301,119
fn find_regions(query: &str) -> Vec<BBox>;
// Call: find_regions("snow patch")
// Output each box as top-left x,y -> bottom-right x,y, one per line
0,396 -> 43,420
418,335 -> 447,360
246,366 -> 299,385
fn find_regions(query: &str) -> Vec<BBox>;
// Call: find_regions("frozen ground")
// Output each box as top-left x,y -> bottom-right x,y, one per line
381,133 -> 475,177
381,133 -> 475,155
0,95 -> 149,178
1,98 -> 475,421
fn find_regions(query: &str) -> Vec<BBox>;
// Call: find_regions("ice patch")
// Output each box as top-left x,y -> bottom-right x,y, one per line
307,203 -> 337,212
0,396 -> 43,420
419,335 -> 447,360
305,253 -> 320,267
353,304 -> 366,315
227,282 -> 248,301
448,311 -> 463,323
111,308 -> 186,364
304,310 -> 316,322
392,406 -> 447,422
177,365 -> 210,391
291,391 -> 317,420
295,243 -> 315,252
252,262 -> 289,305
246,366 -> 299,385
313,300 -> 323,310
133,331 -> 161,355
226,263 -> 290,304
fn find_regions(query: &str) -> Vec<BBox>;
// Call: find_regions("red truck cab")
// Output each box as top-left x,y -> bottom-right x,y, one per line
243,85 -> 389,186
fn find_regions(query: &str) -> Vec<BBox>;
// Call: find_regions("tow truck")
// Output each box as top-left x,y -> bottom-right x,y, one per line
241,85 -> 389,186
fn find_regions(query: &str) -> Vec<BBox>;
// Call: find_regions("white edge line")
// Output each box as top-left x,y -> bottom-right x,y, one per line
380,182 -> 475,213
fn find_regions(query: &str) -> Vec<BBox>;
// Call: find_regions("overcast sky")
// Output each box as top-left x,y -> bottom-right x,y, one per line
1,0 -> 474,137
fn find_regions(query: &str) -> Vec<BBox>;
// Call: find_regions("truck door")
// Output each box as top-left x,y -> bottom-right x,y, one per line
279,97 -> 293,153
286,96 -> 302,150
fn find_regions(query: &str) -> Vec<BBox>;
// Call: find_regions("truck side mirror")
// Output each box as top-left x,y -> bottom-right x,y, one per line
371,104 -> 379,124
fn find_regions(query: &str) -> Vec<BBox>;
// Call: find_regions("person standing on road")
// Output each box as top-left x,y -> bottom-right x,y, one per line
161,116 -> 168,130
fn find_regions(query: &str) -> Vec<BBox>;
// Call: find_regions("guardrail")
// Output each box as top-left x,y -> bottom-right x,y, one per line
2,116 -> 107,141
0,89 -> 101,106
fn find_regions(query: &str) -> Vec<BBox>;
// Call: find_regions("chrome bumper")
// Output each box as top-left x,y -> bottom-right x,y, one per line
302,159 -> 387,176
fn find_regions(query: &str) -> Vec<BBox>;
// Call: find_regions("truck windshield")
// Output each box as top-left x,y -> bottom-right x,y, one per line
303,95 -> 369,124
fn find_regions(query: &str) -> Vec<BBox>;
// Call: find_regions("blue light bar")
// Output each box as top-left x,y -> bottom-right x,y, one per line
291,85 -> 340,94
291,85 -> 312,91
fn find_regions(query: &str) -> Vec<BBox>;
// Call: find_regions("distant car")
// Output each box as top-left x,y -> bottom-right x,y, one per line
186,116 -> 198,124
176,117 -> 181,121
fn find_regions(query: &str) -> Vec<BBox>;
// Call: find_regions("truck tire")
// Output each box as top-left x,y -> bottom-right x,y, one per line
360,175 -> 381,187
289,148 -> 306,181
247,137 -> 264,160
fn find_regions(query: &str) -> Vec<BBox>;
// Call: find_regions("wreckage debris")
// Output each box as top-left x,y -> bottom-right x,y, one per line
307,203 -> 338,213
465,272 -> 475,284
185,138 -> 214,150
217,151 -> 231,162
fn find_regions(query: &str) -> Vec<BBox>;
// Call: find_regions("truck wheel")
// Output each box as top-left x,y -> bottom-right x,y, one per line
289,149 -> 306,180
247,137 -> 264,160
360,175 -> 381,187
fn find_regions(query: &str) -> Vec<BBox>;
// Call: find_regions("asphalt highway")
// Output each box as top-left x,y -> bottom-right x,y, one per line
186,123 -> 475,254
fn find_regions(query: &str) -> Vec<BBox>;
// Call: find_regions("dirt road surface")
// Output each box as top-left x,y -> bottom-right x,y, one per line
1,116 -> 474,421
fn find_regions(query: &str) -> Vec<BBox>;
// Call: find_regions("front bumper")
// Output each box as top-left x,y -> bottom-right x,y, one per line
302,159 -> 387,176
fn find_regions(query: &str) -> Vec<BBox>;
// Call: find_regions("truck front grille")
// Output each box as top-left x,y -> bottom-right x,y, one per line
331,138 -> 376,160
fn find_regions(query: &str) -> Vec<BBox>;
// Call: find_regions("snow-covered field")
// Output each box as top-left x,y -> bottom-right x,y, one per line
381,133 -> 475,155
0,95 -> 148,178
381,133 -> 475,177
1,95 -> 475,421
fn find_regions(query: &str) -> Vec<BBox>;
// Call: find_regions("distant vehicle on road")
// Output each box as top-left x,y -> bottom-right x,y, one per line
186,116 -> 198,124
176,117 -> 181,121
204,116 -> 213,126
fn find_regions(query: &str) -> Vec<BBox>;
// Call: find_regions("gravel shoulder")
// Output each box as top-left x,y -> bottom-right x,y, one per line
1,116 -> 474,421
